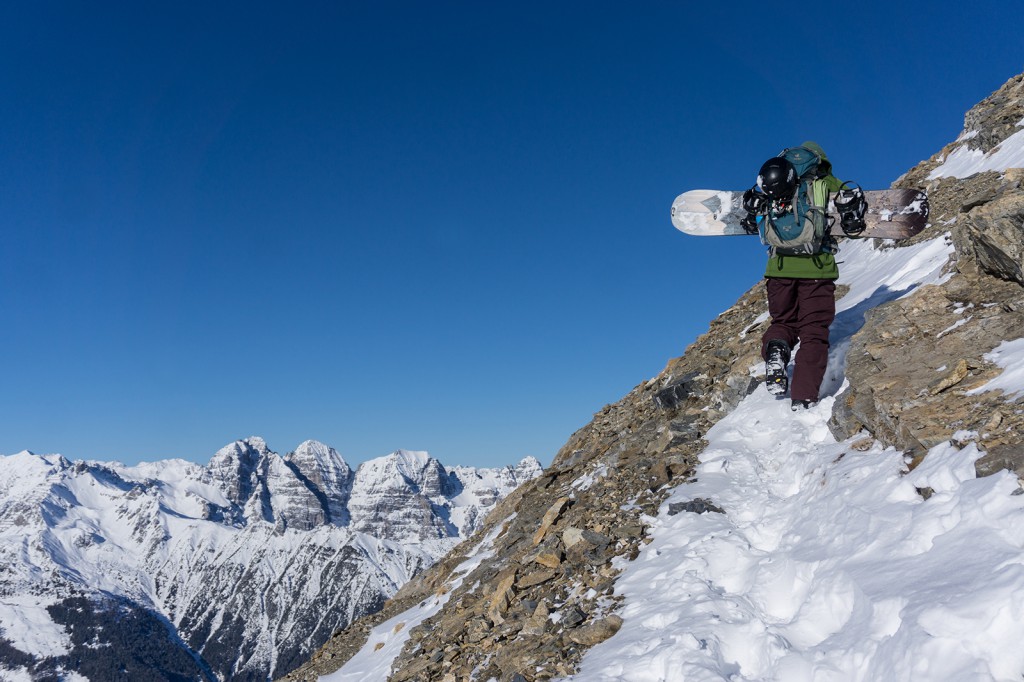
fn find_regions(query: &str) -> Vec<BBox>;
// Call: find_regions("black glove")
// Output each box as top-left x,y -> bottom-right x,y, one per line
742,187 -> 767,215
741,187 -> 766,235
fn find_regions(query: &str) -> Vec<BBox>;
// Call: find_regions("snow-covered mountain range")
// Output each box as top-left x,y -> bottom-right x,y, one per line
0,438 -> 541,681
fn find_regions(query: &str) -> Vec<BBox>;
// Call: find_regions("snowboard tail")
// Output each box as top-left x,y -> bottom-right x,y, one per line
670,189 -> 929,240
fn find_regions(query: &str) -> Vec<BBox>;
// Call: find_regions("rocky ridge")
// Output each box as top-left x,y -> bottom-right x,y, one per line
833,72 -> 1024,476
283,71 -> 1024,682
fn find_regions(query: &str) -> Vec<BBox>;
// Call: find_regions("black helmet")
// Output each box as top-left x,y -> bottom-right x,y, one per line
757,157 -> 797,199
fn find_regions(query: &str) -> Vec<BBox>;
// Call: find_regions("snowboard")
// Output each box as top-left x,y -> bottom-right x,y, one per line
670,188 -> 929,240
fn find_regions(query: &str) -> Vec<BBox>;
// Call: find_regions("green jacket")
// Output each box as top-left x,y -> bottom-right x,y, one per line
764,251 -> 839,279
764,141 -> 842,280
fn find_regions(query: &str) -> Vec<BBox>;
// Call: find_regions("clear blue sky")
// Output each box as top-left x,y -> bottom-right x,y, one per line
2,2 -> 1021,468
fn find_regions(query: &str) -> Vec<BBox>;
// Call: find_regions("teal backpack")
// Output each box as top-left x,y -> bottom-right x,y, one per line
758,146 -> 833,256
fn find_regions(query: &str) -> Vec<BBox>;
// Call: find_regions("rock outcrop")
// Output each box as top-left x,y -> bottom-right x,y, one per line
833,73 -> 1024,477
900,73 -> 1024,186
286,440 -> 355,526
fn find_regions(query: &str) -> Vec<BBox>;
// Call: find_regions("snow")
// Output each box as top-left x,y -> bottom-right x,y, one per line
569,234 -> 1024,681
0,595 -> 72,658
573,401 -> 1024,681
572,463 -> 609,492
928,120 -> 1024,179
352,450 -> 435,492
967,337 -> 1024,401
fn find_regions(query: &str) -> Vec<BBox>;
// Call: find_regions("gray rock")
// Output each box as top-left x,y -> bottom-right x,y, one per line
567,615 -> 624,646
960,177 -> 1024,285
562,606 -> 588,629
668,498 -> 725,516
829,270 -> 1024,469
653,371 -> 703,409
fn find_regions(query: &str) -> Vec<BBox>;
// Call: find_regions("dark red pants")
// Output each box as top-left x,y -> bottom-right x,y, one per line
761,278 -> 836,402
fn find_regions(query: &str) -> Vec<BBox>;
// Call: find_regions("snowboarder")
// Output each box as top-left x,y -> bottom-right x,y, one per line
741,141 -> 866,410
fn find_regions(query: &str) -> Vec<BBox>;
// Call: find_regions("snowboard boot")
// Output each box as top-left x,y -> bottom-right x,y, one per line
764,340 -> 791,396
791,399 -> 817,411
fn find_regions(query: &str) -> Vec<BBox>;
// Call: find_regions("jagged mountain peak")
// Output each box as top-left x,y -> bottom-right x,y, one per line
0,451 -> 72,500
2,448 -> 61,470
367,448 -> 434,469
209,435 -> 272,461
453,454 -> 541,473
285,440 -> 354,527
206,437 -> 272,510
353,449 -> 447,491
290,439 -> 347,465
285,439 -> 353,487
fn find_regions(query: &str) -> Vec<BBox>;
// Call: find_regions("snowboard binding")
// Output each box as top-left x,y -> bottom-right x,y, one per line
835,183 -> 867,237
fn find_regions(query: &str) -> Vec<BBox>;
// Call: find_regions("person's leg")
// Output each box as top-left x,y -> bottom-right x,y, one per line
762,278 -> 799,359
790,279 -> 836,402
762,278 -> 800,395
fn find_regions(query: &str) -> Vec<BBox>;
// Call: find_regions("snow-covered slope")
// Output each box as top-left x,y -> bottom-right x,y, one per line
574,237 -> 1024,680
0,440 -> 541,681
928,119 -> 1024,179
